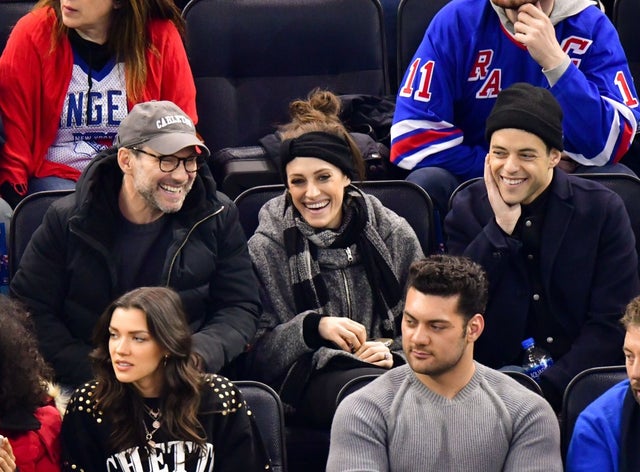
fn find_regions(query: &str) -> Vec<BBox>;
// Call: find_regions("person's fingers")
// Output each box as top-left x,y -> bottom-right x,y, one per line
318,318 -> 371,353
356,342 -> 393,366
0,449 -> 16,472
360,349 -> 385,362
319,317 -> 349,350
354,342 -> 375,358
338,320 -> 366,351
342,328 -> 364,353
326,327 -> 351,352
335,336 -> 351,353
349,322 -> 367,348
368,351 -> 394,368
1,439 -> 12,456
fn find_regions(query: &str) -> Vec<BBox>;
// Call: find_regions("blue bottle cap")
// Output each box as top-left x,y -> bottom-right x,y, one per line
521,337 -> 535,349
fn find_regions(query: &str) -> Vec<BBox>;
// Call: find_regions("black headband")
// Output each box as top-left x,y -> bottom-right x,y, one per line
280,131 -> 356,182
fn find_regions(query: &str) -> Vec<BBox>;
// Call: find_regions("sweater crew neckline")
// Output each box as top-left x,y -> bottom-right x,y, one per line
407,362 -> 484,405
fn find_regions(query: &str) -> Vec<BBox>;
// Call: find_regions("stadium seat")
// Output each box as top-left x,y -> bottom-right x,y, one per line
335,373 -> 381,406
380,0 -> 401,91
612,0 -> 640,174
0,0 -> 33,53
9,189 -> 74,280
234,180 -> 435,255
613,0 -> 640,88
501,370 -> 544,396
600,0 -> 614,18
397,0 -> 451,89
577,173 -> 640,274
183,0 -> 389,198
236,380 -> 287,472
183,0 -> 389,155
560,365 -> 627,460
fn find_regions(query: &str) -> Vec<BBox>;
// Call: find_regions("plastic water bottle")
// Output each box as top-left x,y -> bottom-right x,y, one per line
521,337 -> 553,382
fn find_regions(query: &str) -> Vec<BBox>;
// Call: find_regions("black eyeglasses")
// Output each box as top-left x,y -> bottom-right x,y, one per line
130,147 -> 205,173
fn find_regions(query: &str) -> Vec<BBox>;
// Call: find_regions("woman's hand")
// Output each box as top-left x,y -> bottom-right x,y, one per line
0,436 -> 16,472
354,341 -> 393,369
318,317 -> 367,353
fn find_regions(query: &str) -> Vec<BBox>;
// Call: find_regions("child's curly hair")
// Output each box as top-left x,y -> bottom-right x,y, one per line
0,297 -> 53,416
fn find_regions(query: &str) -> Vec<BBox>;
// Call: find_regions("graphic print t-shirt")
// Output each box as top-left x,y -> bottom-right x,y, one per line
46,32 -> 127,172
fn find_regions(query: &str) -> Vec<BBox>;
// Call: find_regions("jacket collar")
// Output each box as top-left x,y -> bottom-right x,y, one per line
72,147 -> 223,233
0,407 -> 40,432
539,169 -> 574,277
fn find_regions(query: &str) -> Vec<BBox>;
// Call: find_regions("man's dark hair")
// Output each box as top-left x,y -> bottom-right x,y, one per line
407,255 -> 488,322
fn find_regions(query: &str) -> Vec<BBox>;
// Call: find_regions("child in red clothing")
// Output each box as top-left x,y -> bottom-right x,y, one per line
0,436 -> 15,472
0,298 -> 61,472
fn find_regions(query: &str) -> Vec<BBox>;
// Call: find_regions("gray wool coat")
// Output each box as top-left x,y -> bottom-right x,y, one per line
246,191 -> 424,389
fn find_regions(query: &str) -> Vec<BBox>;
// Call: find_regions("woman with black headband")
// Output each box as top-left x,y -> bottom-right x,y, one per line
245,90 -> 423,428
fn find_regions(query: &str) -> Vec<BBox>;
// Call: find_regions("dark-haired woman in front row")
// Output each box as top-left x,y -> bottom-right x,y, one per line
61,287 -> 270,472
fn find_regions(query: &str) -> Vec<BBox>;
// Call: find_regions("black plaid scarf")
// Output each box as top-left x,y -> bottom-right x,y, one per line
283,186 -> 402,337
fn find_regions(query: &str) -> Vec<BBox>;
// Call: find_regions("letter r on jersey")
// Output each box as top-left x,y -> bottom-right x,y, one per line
468,50 -> 494,81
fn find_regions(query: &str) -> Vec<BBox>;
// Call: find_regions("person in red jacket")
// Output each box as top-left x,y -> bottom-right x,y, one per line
0,0 -> 197,207
0,297 -> 62,472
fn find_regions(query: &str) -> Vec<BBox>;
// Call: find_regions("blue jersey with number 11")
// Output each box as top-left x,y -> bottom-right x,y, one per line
391,0 -> 640,180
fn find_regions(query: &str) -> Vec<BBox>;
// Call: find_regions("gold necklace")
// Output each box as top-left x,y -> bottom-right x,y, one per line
143,404 -> 162,447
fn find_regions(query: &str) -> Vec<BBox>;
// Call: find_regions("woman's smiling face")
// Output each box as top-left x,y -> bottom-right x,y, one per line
286,157 -> 351,229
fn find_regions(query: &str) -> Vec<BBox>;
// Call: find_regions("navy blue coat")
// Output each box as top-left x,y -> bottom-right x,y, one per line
445,170 -> 640,402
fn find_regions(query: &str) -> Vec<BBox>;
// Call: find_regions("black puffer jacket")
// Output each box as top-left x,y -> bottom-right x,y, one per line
11,149 -> 261,386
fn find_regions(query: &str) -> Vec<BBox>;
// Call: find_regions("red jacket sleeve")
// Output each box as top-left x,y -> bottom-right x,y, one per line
0,8 -> 74,195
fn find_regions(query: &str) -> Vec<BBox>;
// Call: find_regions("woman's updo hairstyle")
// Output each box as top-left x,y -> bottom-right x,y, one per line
279,89 -> 365,181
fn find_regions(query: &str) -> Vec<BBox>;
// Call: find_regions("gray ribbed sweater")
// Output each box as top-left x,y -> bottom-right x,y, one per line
327,363 -> 563,472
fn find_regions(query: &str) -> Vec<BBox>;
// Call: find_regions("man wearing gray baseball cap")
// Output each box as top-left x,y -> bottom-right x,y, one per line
11,100 -> 262,388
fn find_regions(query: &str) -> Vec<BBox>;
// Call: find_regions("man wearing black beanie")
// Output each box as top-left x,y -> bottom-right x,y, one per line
445,83 -> 640,412
392,0 -> 639,223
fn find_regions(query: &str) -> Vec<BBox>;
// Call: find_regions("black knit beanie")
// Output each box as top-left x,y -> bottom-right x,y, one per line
280,131 -> 356,184
485,83 -> 564,151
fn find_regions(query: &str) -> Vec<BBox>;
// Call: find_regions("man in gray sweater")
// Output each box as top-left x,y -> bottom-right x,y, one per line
327,255 -> 562,471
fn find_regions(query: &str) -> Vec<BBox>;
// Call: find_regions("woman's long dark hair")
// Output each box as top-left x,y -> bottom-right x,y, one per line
90,287 -> 206,452
35,0 -> 184,101
0,297 -> 53,418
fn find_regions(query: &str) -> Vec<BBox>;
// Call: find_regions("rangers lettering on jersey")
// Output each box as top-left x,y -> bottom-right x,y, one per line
390,0 -> 639,177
